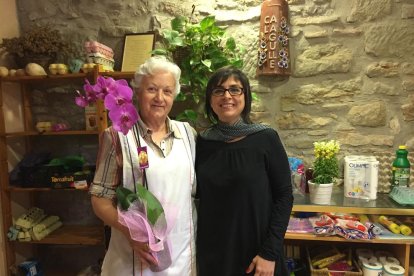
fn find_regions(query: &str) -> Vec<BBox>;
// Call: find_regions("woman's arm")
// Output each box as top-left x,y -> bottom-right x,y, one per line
254,130 -> 293,273
90,128 -> 157,266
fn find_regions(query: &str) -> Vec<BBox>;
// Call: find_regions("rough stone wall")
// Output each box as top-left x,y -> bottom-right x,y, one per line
15,0 -> 414,169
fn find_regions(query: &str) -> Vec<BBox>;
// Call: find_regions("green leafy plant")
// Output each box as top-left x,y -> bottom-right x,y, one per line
312,140 -> 340,184
153,15 -> 244,126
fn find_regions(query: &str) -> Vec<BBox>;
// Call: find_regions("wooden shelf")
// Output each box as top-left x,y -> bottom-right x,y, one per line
1,67 -> 109,274
7,186 -> 89,192
19,225 -> 104,245
0,73 -> 91,83
285,232 -> 414,244
0,71 -> 134,83
292,188 -> 414,216
100,71 -> 134,79
3,130 -> 99,137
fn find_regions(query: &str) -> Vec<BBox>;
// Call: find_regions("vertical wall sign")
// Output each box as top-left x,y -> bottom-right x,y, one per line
256,0 -> 290,77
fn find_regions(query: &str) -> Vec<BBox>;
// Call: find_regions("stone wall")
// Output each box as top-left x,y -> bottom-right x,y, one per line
15,0 -> 414,168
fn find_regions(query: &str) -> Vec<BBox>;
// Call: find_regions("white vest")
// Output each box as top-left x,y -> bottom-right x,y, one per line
101,122 -> 196,276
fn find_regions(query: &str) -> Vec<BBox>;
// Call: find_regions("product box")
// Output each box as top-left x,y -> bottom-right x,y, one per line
344,155 -> 379,200
49,171 -> 93,189
85,103 -> 98,131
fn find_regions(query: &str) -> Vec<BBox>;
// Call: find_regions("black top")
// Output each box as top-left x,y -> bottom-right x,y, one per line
196,128 -> 293,276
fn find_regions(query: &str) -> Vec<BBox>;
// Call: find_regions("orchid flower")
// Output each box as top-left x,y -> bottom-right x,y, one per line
104,83 -> 134,110
94,76 -> 125,99
75,75 -> 139,135
75,79 -> 98,107
108,103 -> 139,135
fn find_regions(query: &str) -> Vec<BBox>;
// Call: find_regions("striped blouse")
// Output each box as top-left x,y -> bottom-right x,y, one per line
89,117 -> 188,199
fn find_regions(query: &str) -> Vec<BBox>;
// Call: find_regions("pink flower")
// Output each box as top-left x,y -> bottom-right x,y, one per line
94,76 -> 128,100
104,84 -> 134,110
109,103 -> 139,135
75,75 -> 139,135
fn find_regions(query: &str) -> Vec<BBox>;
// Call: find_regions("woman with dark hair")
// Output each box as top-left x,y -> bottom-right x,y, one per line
196,66 -> 293,276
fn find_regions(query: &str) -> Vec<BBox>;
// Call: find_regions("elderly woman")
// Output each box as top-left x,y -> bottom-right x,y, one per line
196,66 -> 293,276
90,56 -> 196,275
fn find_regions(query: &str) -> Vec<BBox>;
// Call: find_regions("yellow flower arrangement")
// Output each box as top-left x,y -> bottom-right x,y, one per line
312,140 -> 340,184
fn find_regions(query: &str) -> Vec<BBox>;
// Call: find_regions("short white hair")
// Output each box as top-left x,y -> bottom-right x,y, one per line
130,56 -> 181,97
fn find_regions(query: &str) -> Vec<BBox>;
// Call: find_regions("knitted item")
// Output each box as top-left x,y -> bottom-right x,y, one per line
200,119 -> 271,142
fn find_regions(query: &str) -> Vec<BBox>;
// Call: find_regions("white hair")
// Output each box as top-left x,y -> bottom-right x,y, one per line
130,56 -> 181,97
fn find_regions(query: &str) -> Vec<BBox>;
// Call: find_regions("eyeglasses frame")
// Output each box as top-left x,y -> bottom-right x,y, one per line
211,87 -> 244,97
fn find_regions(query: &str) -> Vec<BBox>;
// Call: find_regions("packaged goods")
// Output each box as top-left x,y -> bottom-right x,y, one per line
344,156 -> 379,200
391,145 -> 411,189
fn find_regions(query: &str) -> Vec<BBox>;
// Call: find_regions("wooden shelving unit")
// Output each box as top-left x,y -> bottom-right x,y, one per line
27,225 -> 104,245
0,69 -> 134,275
287,189 -> 414,275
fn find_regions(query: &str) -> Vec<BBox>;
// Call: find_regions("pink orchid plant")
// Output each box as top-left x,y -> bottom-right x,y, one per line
75,76 -> 139,135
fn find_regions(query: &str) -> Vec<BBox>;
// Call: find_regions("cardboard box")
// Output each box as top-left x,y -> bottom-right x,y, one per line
85,103 -> 98,131
49,171 -> 93,189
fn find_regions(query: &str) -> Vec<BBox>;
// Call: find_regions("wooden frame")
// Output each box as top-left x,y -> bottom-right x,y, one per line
120,32 -> 155,72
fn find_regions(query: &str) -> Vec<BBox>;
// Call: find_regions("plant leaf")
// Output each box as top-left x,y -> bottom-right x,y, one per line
171,16 -> 187,32
136,184 -> 165,226
151,48 -> 167,56
116,186 -> 137,211
226,37 -> 236,51
175,109 -> 198,124
201,59 -> 212,69
200,16 -> 216,31
174,92 -> 187,102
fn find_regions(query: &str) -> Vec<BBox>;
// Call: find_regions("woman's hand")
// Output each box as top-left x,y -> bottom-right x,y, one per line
129,239 -> 158,268
246,255 -> 275,276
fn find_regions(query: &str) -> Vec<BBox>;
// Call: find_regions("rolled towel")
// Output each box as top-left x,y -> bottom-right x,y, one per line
31,217 -> 63,241
32,215 -> 60,233
15,207 -> 45,230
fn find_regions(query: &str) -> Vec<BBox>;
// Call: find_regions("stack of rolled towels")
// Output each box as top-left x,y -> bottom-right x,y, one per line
7,207 -> 63,242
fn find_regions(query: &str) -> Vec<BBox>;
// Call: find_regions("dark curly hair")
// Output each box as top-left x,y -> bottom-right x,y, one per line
205,66 -> 253,124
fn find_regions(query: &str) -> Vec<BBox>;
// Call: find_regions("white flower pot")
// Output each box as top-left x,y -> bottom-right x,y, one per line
308,181 -> 333,205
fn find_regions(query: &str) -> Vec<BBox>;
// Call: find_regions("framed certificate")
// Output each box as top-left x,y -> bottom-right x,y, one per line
121,32 -> 155,72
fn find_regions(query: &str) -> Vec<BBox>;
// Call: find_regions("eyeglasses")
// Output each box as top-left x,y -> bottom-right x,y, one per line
211,87 -> 244,97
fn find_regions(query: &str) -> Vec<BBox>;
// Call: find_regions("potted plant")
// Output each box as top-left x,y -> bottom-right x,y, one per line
308,140 -> 340,204
0,25 -> 77,68
152,15 -> 244,127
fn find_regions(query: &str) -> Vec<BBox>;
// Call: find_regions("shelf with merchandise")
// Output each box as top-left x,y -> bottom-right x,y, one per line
287,186 -> 414,274
0,66 -> 133,274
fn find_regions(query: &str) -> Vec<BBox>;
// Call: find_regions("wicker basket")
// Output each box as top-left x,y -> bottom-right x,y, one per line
307,247 -> 363,276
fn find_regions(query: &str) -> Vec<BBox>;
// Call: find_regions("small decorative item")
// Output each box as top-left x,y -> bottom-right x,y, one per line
48,64 -> 69,75
35,121 -> 52,132
256,0 -> 290,77
51,123 -> 69,132
138,146 -> 149,169
68,59 -> 84,73
81,63 -> 96,73
308,140 -> 340,204
25,63 -> 47,76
